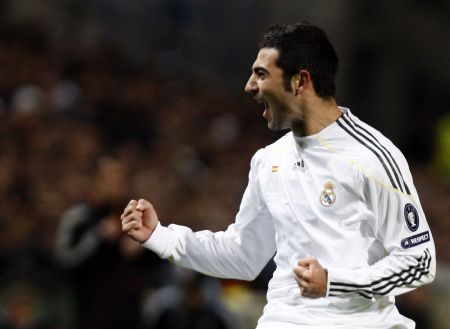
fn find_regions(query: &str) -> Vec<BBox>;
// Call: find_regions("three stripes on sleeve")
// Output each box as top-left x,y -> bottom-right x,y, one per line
329,249 -> 432,299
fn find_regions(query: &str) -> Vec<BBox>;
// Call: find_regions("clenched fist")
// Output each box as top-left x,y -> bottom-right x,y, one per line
120,199 -> 159,243
293,258 -> 328,298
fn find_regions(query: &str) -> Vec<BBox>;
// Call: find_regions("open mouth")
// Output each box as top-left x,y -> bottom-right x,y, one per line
262,101 -> 269,119
255,98 -> 268,109
254,97 -> 270,119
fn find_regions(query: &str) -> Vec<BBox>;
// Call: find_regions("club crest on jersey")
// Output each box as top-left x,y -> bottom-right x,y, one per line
319,181 -> 336,207
404,203 -> 419,232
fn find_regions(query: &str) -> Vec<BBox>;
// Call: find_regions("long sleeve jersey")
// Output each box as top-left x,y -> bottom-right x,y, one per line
142,108 -> 435,328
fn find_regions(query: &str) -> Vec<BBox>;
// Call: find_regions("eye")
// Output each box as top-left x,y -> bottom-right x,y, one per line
255,69 -> 267,79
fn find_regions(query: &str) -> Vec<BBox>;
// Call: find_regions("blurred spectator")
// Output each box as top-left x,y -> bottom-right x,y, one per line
141,269 -> 235,329
0,279 -> 71,329
54,156 -> 165,329
432,112 -> 450,181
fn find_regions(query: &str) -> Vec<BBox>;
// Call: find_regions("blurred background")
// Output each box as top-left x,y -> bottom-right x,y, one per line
0,0 -> 448,328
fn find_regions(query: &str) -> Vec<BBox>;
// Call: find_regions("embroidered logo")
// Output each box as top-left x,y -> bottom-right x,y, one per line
401,231 -> 430,249
319,181 -> 336,207
271,165 -> 279,172
404,203 -> 419,232
292,160 -> 305,172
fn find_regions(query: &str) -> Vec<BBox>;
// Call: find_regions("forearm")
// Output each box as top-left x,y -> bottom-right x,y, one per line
142,222 -> 275,280
141,149 -> 276,280
327,247 -> 436,299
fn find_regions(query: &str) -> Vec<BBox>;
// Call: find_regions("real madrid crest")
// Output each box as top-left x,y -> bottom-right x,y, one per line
320,181 -> 336,207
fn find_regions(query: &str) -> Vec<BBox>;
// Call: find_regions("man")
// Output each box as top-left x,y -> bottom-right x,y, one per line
121,23 -> 435,328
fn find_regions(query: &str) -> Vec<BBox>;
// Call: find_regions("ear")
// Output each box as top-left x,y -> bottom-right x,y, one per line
294,70 -> 312,96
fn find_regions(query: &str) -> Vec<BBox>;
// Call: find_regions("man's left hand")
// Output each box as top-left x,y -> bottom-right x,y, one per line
293,258 -> 328,298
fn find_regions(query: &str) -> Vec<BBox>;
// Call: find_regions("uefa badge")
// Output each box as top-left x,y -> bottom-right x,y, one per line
404,203 -> 419,231
320,181 -> 336,207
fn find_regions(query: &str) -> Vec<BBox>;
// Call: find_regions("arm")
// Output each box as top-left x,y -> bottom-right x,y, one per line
121,150 -> 277,281
294,159 -> 436,299
326,167 -> 436,300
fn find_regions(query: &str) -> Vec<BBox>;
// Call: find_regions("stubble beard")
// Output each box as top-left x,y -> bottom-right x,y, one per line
267,102 -> 291,131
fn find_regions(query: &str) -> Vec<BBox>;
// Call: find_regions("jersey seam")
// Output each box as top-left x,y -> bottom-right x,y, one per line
315,135 -> 415,201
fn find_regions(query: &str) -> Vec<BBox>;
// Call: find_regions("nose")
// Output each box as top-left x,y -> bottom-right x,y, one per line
245,75 -> 257,94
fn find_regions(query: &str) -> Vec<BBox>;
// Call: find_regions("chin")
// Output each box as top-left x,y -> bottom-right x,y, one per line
266,119 -> 276,130
267,124 -> 283,132
267,124 -> 276,131
267,118 -> 286,131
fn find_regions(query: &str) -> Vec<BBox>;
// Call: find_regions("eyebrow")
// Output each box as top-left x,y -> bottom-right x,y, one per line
253,66 -> 269,74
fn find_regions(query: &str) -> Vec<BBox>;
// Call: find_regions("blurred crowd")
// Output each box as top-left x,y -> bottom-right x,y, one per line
0,20 -> 280,329
0,3 -> 449,329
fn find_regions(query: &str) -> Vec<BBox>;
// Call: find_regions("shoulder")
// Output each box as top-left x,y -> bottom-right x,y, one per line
62,203 -> 92,219
59,203 -> 94,230
335,110 -> 412,194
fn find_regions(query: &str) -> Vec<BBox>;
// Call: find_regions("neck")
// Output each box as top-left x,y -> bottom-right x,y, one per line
291,97 -> 341,137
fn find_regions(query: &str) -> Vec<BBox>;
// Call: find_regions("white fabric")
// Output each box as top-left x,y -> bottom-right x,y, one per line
142,107 -> 435,328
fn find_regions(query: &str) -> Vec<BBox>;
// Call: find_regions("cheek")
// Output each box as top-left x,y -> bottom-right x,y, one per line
271,97 -> 290,114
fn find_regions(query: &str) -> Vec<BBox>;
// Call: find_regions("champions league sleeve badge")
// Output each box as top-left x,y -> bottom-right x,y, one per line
404,203 -> 419,231
320,181 -> 336,207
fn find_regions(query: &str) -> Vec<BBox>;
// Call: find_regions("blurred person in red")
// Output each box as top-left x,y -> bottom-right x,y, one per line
121,23 -> 435,329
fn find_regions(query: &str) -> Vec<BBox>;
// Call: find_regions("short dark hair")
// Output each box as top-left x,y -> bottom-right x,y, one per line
258,22 -> 338,99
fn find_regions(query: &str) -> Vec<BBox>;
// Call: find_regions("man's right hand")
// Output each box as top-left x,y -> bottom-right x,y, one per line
120,199 -> 159,243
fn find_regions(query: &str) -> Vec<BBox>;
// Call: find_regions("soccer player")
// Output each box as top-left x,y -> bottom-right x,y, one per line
121,22 -> 435,328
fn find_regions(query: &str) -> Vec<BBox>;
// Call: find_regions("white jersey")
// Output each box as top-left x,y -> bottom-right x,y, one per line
143,107 -> 435,328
